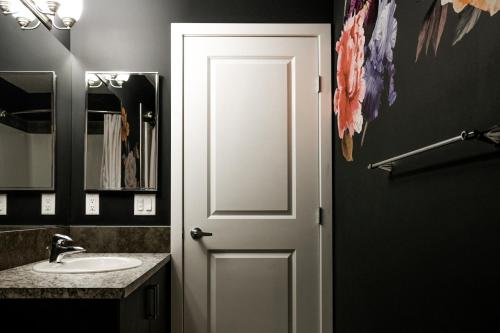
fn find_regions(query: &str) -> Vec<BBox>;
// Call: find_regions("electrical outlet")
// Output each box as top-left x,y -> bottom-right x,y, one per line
134,194 -> 156,216
86,193 -> 100,215
41,193 -> 56,215
0,194 -> 6,215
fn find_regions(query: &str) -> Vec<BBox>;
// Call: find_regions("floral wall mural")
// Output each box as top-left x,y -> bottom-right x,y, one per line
443,0 -> 500,15
334,5 -> 367,161
416,0 -> 500,61
333,1 -> 500,331
335,0 -> 500,162
362,0 -> 397,143
335,0 -> 398,161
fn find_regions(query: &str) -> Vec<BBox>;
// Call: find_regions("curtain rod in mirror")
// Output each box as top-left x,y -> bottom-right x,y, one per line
88,109 -> 120,115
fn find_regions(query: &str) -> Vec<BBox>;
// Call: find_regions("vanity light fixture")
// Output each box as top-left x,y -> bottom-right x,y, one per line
87,73 -> 130,89
114,74 -> 130,87
86,73 -> 103,88
0,0 -> 83,30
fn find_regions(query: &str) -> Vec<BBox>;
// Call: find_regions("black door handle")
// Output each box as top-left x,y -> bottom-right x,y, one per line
190,227 -> 213,240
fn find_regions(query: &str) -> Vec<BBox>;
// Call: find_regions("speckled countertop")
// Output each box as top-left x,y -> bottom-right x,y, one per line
0,253 -> 170,299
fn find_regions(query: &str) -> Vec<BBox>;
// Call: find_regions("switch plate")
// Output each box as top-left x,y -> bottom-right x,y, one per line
134,194 -> 156,216
0,194 -> 6,215
41,193 -> 56,215
86,193 -> 100,215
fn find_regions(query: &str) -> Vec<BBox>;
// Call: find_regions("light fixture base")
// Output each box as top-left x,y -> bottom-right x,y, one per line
61,17 -> 75,28
46,1 -> 60,13
16,17 -> 31,28
0,0 -> 10,13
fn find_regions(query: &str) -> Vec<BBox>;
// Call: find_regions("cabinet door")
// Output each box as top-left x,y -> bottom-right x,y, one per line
148,264 -> 170,333
120,263 -> 170,333
119,284 -> 151,333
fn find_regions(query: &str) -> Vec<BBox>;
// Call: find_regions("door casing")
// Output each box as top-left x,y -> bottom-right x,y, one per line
171,23 -> 332,333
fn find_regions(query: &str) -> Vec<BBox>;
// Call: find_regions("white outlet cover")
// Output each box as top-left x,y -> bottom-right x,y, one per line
41,193 -> 56,215
86,193 -> 100,215
0,194 -> 6,215
134,194 -> 156,216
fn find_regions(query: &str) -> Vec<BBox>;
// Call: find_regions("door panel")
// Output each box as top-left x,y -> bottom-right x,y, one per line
184,36 -> 319,333
209,58 -> 292,214
210,252 -> 292,333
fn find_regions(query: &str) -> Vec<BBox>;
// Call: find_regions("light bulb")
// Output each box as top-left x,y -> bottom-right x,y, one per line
87,74 -> 103,88
101,74 -> 113,82
115,74 -> 130,83
10,0 -> 36,24
34,0 -> 59,13
57,0 -> 82,27
33,0 -> 50,12
87,73 -> 99,83
45,0 -> 60,12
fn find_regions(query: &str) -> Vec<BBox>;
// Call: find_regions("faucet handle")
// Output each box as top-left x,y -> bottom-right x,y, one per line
52,234 -> 73,244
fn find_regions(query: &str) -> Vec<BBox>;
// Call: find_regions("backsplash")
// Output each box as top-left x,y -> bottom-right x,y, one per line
0,226 -> 68,271
69,226 -> 170,253
0,226 -> 170,271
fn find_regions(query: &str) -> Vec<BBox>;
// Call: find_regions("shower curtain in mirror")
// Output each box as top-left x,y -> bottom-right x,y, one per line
143,122 -> 157,188
149,125 -> 157,188
100,114 -> 122,189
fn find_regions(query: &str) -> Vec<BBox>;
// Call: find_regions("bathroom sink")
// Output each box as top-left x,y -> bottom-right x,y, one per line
33,256 -> 143,274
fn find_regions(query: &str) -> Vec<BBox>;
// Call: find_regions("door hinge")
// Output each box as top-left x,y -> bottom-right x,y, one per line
316,76 -> 322,93
318,206 -> 323,225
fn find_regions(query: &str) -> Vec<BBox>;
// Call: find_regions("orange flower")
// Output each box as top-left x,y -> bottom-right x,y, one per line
441,0 -> 500,15
120,105 -> 130,142
334,6 -> 367,161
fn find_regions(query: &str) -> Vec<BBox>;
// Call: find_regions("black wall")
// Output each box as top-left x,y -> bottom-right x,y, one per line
334,1 -> 500,332
69,0 -> 333,226
0,0 -> 332,226
0,14 -> 72,225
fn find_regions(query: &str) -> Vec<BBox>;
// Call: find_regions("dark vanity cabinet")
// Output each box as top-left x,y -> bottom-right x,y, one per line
119,263 -> 170,333
0,263 -> 170,333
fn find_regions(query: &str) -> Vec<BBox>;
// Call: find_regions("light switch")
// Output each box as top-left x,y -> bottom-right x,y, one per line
41,193 -> 56,215
86,193 -> 100,215
138,197 -> 145,211
0,194 -> 6,215
146,199 -> 153,212
134,194 -> 156,216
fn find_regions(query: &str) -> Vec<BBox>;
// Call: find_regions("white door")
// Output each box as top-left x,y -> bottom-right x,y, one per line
183,35 -> 320,333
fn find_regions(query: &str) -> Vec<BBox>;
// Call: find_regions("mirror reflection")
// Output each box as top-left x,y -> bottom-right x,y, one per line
0,71 -> 55,190
85,72 -> 159,191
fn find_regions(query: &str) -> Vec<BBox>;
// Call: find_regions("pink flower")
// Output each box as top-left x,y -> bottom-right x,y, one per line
334,7 -> 367,141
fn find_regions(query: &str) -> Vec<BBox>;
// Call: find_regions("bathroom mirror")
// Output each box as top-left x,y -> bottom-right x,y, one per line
85,72 -> 159,191
0,71 -> 56,190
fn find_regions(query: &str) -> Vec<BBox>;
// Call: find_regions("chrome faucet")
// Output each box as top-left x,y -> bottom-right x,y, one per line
49,234 -> 86,263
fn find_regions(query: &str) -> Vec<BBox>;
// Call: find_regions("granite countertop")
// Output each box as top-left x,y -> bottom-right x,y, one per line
0,253 -> 170,299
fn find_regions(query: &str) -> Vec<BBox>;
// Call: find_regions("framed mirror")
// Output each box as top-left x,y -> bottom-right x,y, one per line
85,72 -> 159,191
0,71 -> 56,190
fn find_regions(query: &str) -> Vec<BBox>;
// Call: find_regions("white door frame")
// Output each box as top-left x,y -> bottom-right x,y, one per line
171,23 -> 332,333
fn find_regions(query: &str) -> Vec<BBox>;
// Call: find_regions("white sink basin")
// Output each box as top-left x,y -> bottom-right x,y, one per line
33,256 -> 143,274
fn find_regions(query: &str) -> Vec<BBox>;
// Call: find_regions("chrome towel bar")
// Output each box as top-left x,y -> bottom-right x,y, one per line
368,125 -> 500,173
